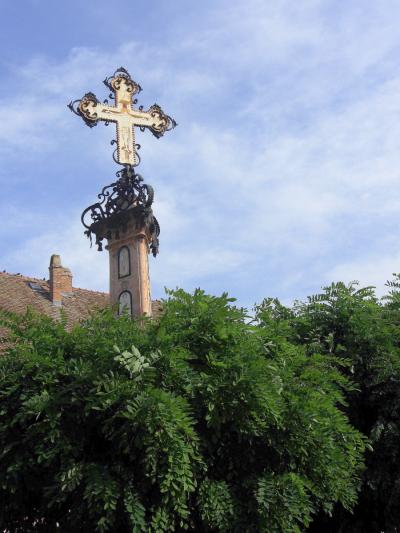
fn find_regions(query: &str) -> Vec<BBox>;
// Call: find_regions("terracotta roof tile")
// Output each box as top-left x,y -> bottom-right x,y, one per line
0,271 -> 108,328
0,271 -> 161,332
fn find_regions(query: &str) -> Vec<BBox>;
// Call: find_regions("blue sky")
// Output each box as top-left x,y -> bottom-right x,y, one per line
1,0 -> 400,309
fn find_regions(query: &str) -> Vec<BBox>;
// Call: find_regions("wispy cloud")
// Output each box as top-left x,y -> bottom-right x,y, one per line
2,0 -> 400,306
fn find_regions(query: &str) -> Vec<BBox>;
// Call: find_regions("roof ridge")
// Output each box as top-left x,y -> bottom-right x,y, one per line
0,271 -> 46,284
0,271 -> 108,296
73,286 -> 108,296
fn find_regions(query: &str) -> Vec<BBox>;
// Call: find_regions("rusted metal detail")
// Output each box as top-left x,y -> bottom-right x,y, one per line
81,165 -> 160,257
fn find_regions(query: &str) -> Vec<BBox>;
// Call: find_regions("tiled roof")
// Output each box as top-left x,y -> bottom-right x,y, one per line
0,271 -> 162,332
0,271 -> 109,330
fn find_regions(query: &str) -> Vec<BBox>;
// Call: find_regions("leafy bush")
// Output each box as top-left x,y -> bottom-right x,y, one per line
283,279 -> 400,533
0,289 -> 366,532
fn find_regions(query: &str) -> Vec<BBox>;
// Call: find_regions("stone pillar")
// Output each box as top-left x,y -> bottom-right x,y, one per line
106,219 -> 152,317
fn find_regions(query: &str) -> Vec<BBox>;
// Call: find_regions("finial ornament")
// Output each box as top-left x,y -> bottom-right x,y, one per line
81,165 -> 160,256
68,67 -> 177,166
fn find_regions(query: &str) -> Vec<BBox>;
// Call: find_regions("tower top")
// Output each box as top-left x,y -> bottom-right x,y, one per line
81,165 -> 159,256
68,67 -> 177,166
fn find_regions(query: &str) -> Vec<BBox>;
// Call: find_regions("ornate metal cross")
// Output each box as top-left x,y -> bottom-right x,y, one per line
68,67 -> 176,166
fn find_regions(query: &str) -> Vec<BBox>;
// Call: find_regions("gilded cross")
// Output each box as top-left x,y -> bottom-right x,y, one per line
68,67 -> 176,166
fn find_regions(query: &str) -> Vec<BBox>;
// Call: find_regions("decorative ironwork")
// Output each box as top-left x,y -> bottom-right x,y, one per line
81,166 -> 160,256
103,67 -> 142,97
68,67 -> 177,166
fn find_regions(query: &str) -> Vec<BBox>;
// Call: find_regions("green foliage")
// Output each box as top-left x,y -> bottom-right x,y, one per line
255,473 -> 312,532
198,479 -> 235,531
262,279 -> 400,532
0,288 -> 367,531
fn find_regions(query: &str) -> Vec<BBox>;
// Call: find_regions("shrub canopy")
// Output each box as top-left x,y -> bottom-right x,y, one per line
0,288 -> 368,532
287,279 -> 400,532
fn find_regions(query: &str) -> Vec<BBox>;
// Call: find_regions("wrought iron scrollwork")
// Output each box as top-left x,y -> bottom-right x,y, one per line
70,67 -> 173,260
110,139 -> 141,166
68,92 -> 100,128
81,165 -> 160,256
68,66 -> 177,168
146,104 -> 177,138
103,66 -> 142,96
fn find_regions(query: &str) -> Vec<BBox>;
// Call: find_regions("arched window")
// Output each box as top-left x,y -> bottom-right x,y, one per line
118,290 -> 132,316
118,246 -> 131,278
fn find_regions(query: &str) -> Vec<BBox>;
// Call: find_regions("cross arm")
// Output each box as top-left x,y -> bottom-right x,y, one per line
68,92 -> 118,128
132,104 -> 177,138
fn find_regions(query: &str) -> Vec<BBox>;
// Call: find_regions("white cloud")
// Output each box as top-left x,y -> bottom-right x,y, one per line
3,0 -> 400,305
2,215 -> 108,291
326,248 -> 400,297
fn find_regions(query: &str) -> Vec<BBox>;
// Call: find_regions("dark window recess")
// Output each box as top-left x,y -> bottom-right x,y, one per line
28,282 -> 45,292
